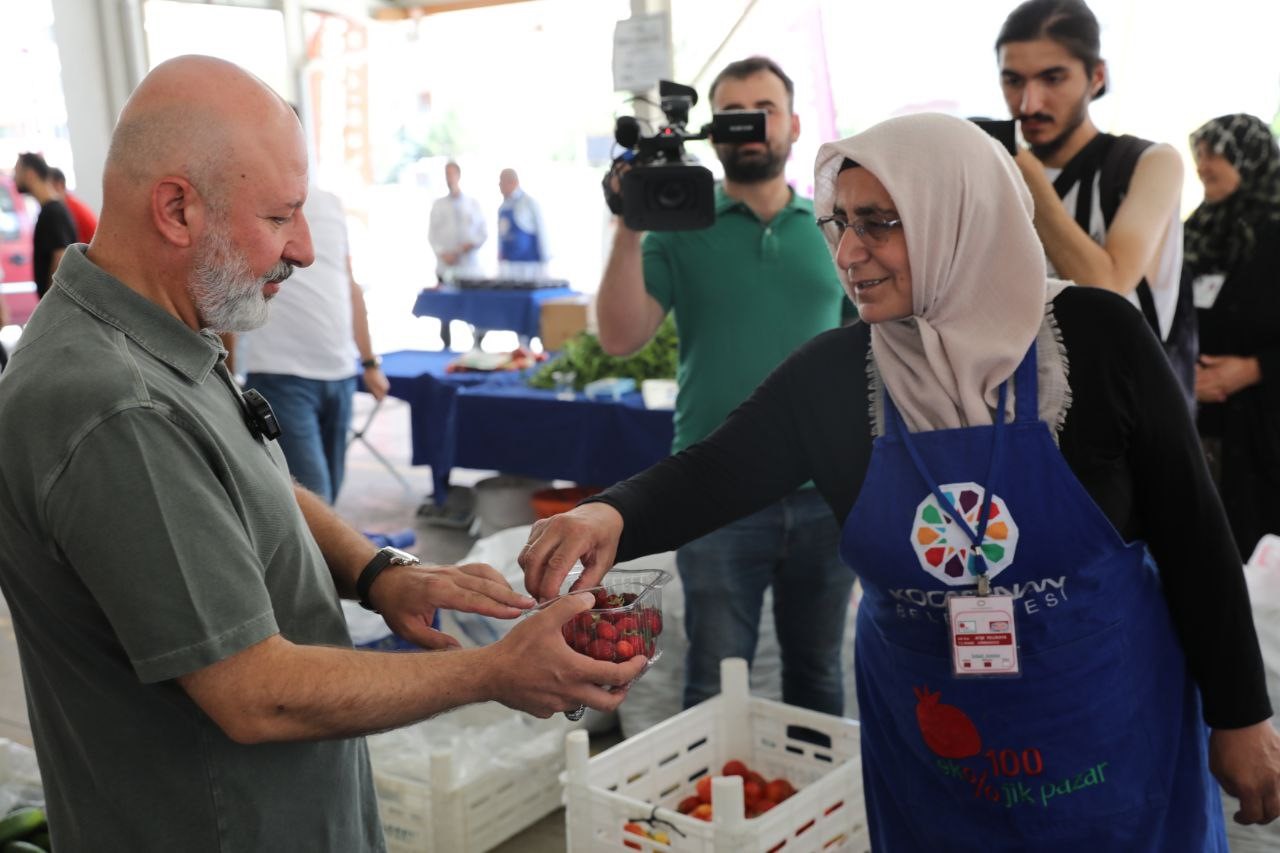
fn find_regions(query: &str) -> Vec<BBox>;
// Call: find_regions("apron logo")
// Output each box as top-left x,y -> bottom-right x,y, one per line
911,482 -> 1019,586
914,686 -> 981,759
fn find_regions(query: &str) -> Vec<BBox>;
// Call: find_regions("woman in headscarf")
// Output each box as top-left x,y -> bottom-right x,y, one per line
520,113 -> 1280,849
1185,113 -> 1280,560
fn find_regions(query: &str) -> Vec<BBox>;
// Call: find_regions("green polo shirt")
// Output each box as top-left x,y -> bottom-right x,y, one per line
643,184 -> 852,452
0,247 -> 383,852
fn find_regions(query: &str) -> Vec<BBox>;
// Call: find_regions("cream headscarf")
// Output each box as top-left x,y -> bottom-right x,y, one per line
814,113 -> 1070,434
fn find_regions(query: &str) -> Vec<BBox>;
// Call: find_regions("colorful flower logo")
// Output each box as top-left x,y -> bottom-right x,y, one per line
911,482 -> 1018,586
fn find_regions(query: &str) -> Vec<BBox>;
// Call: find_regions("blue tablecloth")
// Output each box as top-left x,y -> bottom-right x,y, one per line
412,286 -> 578,339
376,350 -> 522,489
452,384 -> 674,494
373,350 -> 674,503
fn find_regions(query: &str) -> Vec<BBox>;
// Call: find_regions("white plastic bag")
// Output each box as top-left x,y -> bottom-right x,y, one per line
1222,535 -> 1280,852
436,526 -> 532,647
0,738 -> 43,814
616,556 -> 860,737
367,702 -> 565,788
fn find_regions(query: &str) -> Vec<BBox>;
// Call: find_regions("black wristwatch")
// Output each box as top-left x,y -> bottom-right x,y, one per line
356,546 -> 421,612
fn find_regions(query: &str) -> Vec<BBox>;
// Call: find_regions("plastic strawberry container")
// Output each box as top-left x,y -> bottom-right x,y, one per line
531,565 -> 671,665
556,568 -> 670,666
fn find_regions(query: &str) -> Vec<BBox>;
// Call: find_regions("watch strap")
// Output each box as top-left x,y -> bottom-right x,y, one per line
356,547 -> 419,612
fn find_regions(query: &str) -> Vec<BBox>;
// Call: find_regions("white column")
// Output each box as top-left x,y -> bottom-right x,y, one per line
280,0 -> 306,106
49,0 -> 148,211
628,0 -> 672,125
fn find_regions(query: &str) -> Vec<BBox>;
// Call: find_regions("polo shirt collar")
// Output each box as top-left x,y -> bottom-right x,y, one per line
714,182 -> 814,218
54,245 -> 224,383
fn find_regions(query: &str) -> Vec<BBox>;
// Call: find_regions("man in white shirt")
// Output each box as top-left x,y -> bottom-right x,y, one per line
428,161 -> 487,348
429,161 -> 487,280
236,186 -> 390,503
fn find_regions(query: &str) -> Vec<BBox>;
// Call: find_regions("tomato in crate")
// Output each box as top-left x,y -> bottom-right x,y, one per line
563,658 -> 871,852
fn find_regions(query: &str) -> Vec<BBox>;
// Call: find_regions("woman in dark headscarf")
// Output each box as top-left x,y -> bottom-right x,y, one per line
1186,113 -> 1280,558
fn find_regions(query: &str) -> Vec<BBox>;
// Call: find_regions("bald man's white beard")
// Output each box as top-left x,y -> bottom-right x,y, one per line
189,219 -> 293,333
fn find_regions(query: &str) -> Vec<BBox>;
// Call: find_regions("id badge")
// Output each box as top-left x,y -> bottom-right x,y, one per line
947,594 -> 1020,677
1193,273 -> 1226,309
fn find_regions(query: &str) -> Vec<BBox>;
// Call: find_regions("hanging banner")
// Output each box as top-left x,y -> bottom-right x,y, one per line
612,12 -> 671,93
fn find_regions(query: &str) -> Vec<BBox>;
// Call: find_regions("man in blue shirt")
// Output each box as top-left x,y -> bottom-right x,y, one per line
497,168 -> 548,273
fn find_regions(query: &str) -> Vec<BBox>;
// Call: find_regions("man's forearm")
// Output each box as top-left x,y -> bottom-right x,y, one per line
348,271 -> 376,363
295,485 -> 376,597
596,224 -> 662,355
263,643 -> 493,740
1019,156 -> 1125,292
180,633 -> 498,744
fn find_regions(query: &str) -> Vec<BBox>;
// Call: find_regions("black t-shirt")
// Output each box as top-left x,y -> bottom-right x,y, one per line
594,286 -> 1270,729
33,199 -> 78,297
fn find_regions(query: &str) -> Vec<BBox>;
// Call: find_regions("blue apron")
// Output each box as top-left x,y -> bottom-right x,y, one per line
498,199 -> 542,262
841,344 -> 1225,851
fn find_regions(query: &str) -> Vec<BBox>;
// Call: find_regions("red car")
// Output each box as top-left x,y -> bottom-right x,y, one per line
0,173 -> 37,327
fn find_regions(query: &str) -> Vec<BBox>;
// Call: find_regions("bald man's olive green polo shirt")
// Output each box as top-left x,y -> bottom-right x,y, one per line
0,247 -> 383,852
643,184 -> 854,453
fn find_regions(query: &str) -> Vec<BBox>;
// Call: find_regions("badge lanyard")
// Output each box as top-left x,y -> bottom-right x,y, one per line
889,381 -> 1021,676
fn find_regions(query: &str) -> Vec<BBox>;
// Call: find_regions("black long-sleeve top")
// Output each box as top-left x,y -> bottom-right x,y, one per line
592,286 -> 1270,729
1196,219 -> 1280,555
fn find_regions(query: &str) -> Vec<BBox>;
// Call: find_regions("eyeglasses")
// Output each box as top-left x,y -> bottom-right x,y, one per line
815,214 -> 903,246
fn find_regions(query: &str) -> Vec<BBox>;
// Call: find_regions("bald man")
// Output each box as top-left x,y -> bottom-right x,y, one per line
0,56 -> 644,852
496,167 -> 548,271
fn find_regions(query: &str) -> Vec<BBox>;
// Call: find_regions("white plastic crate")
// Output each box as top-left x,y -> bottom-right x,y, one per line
370,702 -> 566,852
565,658 -> 869,852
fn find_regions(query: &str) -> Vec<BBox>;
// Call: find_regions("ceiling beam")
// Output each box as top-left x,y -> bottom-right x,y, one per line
369,0 -> 536,20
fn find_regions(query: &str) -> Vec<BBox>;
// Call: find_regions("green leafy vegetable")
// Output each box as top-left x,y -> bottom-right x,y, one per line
528,314 -> 677,390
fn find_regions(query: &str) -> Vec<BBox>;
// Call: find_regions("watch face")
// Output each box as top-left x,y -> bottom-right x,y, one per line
384,546 -> 420,565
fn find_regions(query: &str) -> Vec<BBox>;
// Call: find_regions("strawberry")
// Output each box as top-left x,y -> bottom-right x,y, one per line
614,639 -> 636,661
571,631 -> 592,653
593,589 -> 611,608
585,639 -> 616,661
614,615 -> 640,635
640,609 -> 663,636
595,620 -> 618,641
913,685 -> 982,759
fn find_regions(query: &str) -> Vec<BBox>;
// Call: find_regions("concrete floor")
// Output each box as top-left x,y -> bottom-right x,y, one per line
0,391 -> 600,851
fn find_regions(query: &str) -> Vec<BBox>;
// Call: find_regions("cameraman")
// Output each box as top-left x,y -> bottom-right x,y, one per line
595,56 -> 856,715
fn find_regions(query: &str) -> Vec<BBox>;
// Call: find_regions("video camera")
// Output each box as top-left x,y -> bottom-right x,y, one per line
604,80 -> 766,231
